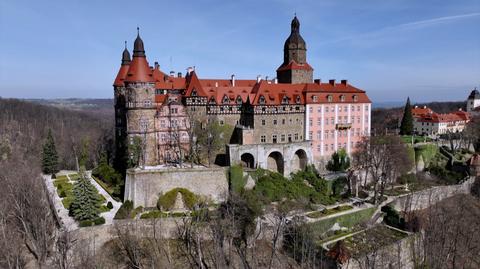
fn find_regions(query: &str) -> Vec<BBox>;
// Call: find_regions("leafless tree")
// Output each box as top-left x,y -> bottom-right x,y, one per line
53,231 -> 75,269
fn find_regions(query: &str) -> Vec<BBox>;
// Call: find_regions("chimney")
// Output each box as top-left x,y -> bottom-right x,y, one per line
186,67 -> 193,75
256,75 -> 261,83
329,79 -> 335,86
423,106 -> 427,109
231,74 -> 236,87
215,81 -> 218,87
265,76 -> 269,81
415,106 -> 419,109
169,71 -> 175,77
154,62 -> 160,70
341,79 -> 348,85
314,79 -> 321,84
177,72 -> 182,78
274,77 -> 278,84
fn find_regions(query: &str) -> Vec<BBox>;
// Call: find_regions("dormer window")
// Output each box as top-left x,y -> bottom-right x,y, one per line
340,95 -> 345,102
191,89 -> 197,96
296,96 -> 301,104
222,95 -> 230,104
209,96 -> 216,104
327,95 -> 333,102
282,96 -> 289,104
312,95 -> 318,102
353,95 -> 358,102
236,96 -> 243,104
259,95 -> 266,104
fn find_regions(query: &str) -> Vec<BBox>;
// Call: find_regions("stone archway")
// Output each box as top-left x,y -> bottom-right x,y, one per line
267,151 -> 284,175
240,153 -> 255,169
292,149 -> 308,171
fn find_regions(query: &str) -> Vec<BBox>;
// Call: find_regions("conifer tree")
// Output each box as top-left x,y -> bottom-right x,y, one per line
42,129 -> 59,174
400,97 -> 414,135
326,149 -> 350,172
69,171 -> 101,221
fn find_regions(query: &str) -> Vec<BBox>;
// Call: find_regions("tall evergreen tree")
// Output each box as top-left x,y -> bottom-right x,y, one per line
41,129 -> 59,174
400,97 -> 414,135
69,172 -> 101,221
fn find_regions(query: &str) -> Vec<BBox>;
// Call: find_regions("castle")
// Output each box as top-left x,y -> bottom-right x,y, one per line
113,16 -> 371,176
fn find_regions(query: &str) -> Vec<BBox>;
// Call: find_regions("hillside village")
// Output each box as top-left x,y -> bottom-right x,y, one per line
1,10 -> 479,269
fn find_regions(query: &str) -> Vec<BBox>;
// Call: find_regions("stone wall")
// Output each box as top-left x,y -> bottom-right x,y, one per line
390,176 -> 475,212
124,166 -> 229,208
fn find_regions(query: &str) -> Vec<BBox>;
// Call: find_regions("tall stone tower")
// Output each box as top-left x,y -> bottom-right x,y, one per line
276,16 -> 313,84
467,88 -> 480,112
113,42 -> 131,172
115,29 -> 158,167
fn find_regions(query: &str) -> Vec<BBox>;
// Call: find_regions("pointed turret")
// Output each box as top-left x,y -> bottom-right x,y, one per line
277,16 -> 313,84
126,27 -> 154,83
122,41 -> 131,65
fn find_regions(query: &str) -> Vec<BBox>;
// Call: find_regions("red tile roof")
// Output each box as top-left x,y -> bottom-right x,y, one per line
277,60 -> 313,71
125,56 -> 154,83
113,64 -> 130,86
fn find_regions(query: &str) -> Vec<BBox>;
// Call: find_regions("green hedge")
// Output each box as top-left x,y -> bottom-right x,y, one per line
140,210 -> 169,219
114,201 -> 143,219
157,188 -> 198,211
415,144 -> 438,166
308,207 -> 376,235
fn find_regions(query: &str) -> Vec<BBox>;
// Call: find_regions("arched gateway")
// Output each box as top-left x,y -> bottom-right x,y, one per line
267,151 -> 284,175
292,149 -> 308,171
240,153 -> 255,169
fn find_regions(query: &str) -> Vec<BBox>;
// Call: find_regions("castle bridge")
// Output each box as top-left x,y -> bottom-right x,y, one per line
227,141 -> 312,176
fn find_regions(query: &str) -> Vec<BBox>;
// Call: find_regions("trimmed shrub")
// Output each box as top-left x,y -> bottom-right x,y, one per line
140,210 -> 169,219
107,201 -> 113,209
79,220 -> 93,227
93,217 -> 105,225
114,200 -> 134,219
157,188 -> 198,211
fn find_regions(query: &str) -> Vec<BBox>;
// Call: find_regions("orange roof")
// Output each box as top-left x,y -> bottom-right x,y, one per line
277,60 -> 313,71
412,107 -> 434,117
251,81 -> 306,105
416,111 -> 470,123
125,56 -> 154,83
304,82 -> 370,104
113,64 -> 130,86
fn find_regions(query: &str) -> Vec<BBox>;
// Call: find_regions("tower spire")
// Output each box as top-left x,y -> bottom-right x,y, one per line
121,41 -> 131,65
133,27 -> 146,57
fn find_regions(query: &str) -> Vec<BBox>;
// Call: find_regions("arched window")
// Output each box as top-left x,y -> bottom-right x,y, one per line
327,95 -> 333,102
353,95 -> 358,102
340,95 -> 345,102
259,95 -> 266,104
296,95 -> 301,104
236,96 -> 243,104
282,96 -> 289,104
312,95 -> 318,102
223,95 -> 230,104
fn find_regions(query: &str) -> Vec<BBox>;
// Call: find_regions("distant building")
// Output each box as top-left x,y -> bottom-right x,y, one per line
467,88 -> 480,112
412,106 -> 470,136
113,17 -> 371,174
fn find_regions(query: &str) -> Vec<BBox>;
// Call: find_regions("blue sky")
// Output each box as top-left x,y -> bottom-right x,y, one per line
0,0 -> 479,103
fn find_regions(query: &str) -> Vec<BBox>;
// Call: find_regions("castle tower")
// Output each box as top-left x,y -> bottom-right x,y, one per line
467,88 -> 480,112
276,16 -> 313,84
124,28 -> 158,166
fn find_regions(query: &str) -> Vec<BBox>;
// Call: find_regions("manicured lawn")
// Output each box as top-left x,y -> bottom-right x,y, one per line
306,205 -> 354,219
308,207 -> 376,235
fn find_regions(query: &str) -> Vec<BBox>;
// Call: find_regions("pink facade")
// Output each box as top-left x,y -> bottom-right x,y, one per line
304,85 -> 371,161
155,94 -> 190,163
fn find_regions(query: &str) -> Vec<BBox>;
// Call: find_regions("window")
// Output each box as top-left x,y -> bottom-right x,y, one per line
312,95 -> 318,102
294,133 -> 299,140
261,135 -> 266,143
261,119 -> 266,125
282,119 -> 286,124
317,118 -> 321,126
170,108 -> 178,114
191,89 -> 197,96
327,95 -> 333,102
272,134 -> 277,143
317,131 -> 321,139
209,97 -> 216,104
325,106 -> 329,113
273,119 -> 278,125
340,95 -> 345,102
219,120 -> 224,126
296,95 -> 301,104
344,106 -> 348,112
309,119 -> 313,126
281,134 -> 285,142
282,96 -> 289,104
236,96 -> 242,104
223,95 -> 230,104
309,107 -> 313,113
353,95 -> 358,102
317,144 -> 321,152
330,144 -> 334,151
357,116 -> 361,123
288,134 -> 292,142
331,117 -> 335,124
357,105 -> 360,111
259,95 -> 266,104
339,106 -> 342,112
365,105 -> 369,111
309,131 -> 313,139
325,144 -> 329,151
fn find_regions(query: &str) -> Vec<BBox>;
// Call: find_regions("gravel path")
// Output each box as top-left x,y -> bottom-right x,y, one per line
86,171 -> 122,225
43,173 -> 78,231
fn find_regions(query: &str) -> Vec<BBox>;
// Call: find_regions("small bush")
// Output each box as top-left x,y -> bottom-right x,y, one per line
114,200 -> 134,219
140,210 -> 169,219
107,201 -> 113,209
93,217 -> 105,225
157,188 -> 198,211
79,220 -> 93,227
382,205 -> 405,230
229,165 -> 246,193
59,189 -> 67,198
